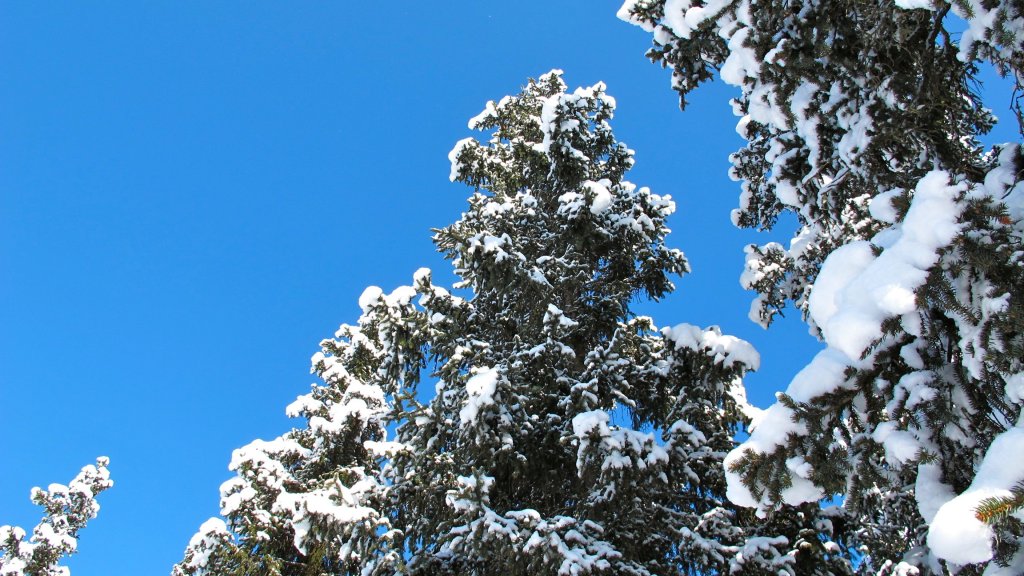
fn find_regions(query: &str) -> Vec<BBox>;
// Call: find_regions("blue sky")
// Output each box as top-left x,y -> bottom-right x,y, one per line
1,3 -> 1016,575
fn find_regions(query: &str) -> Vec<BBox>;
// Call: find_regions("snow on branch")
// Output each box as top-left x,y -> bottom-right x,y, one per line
0,458 -> 112,576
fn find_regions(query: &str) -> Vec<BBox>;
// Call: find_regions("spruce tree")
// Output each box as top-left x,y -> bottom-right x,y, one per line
174,71 -> 853,575
619,0 -> 1024,573
0,458 -> 113,576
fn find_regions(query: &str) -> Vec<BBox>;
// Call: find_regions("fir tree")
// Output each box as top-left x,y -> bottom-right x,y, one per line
174,71 -> 853,575
0,458 -> 113,576
619,0 -> 1024,573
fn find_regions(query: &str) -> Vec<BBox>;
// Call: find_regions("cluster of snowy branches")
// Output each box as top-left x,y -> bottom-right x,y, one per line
0,458 -> 112,576
619,0 -> 1024,573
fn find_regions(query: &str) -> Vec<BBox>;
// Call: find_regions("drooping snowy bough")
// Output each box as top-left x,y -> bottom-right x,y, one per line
174,72 -> 855,575
0,458 -> 113,576
621,0 -> 1024,572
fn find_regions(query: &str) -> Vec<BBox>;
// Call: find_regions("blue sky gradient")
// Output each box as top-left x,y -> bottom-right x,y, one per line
1,3 -> 1016,575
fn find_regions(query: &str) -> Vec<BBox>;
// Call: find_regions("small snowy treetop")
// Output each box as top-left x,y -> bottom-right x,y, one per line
0,458 -> 112,576
443,70 -> 688,334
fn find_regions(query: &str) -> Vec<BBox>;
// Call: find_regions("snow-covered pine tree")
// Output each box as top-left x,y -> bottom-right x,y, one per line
619,0 -> 1024,572
175,71 -> 852,575
0,458 -> 113,576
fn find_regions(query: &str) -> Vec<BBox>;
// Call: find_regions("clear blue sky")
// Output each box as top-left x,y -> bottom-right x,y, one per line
1,3 -> 1015,575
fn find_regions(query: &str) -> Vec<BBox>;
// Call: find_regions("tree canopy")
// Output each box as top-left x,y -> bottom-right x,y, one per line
4,3 -> 1023,575
620,0 -> 1024,572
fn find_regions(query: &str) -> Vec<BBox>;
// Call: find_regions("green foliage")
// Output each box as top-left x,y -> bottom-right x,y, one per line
175,72 -> 854,575
975,481 -> 1024,526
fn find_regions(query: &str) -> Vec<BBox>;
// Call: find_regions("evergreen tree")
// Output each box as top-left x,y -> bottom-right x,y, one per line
619,0 -> 1024,573
0,458 -> 113,576
174,71 -> 853,575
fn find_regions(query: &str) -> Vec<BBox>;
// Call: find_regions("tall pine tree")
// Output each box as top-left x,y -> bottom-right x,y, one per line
619,0 -> 1024,573
174,71 -> 853,576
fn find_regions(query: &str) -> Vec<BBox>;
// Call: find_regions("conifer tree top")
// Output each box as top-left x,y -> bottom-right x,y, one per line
172,71 -> 819,576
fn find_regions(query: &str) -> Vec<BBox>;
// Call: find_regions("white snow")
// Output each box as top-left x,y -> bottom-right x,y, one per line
791,82 -> 822,168
358,286 -> 383,312
915,463 -> 955,524
894,0 -> 934,10
869,189 -> 902,223
448,137 -> 475,182
537,93 -> 561,155
806,241 -> 875,338
615,0 -> 656,31
285,393 -> 322,418
558,191 -> 585,218
572,410 -> 668,478
662,0 -> 696,39
277,481 -> 379,555
413,267 -> 431,285
809,170 -> 965,360
467,100 -> 497,129
572,410 -> 609,440
720,28 -> 757,87
584,180 -> 614,215
871,421 -> 920,464
544,304 -> 579,329
459,367 -> 499,426
1006,373 -> 1024,405
182,518 -> 230,570
662,323 -> 760,370
928,427 -> 1024,565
